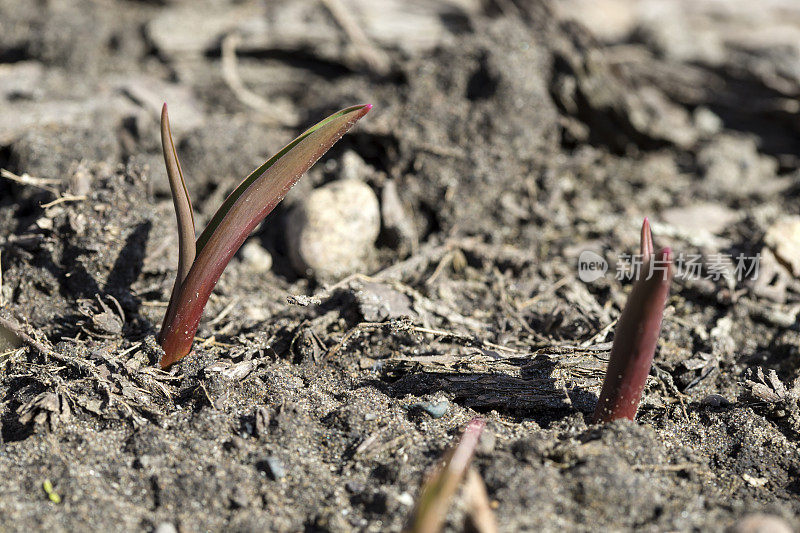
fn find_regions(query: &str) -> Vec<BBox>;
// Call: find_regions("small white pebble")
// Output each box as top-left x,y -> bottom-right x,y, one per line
397,492 -> 414,507
154,523 -> 178,533
240,240 -> 273,272
732,514 -> 792,533
286,180 -> 380,281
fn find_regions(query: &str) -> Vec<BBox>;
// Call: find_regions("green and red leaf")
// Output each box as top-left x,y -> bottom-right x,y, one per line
159,104 -> 371,367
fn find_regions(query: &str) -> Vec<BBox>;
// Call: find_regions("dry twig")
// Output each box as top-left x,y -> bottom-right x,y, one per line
221,33 -> 298,126
0,314 -> 103,379
320,0 -> 391,74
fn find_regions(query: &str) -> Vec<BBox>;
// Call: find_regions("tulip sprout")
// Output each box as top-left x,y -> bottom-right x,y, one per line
593,218 -> 673,423
157,103 -> 371,367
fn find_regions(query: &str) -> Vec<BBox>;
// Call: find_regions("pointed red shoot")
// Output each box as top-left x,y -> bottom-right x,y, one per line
640,217 -> 654,259
158,104 -> 371,367
592,247 -> 673,423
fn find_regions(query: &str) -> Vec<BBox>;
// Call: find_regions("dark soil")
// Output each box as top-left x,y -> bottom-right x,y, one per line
1,0 -> 800,531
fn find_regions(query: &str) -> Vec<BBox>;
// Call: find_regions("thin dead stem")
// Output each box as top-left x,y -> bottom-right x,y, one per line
221,33 -> 299,125
320,0 -> 391,74
0,169 -> 60,194
0,314 -> 104,379
40,194 -> 86,209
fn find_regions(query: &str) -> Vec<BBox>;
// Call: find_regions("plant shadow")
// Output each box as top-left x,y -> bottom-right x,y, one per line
49,220 -> 152,338
375,355 -> 595,427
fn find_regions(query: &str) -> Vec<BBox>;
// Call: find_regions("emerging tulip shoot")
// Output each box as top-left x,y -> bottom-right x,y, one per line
407,418 -> 487,533
592,219 -> 673,423
157,103 -> 371,367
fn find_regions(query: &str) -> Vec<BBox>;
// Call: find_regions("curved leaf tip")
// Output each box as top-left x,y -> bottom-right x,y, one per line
159,103 -> 372,366
194,103 -> 372,254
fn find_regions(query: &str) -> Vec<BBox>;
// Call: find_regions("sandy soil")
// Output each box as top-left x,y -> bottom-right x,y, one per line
1,0 -> 799,531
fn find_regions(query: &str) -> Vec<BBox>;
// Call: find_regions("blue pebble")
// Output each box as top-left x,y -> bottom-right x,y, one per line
411,400 -> 449,419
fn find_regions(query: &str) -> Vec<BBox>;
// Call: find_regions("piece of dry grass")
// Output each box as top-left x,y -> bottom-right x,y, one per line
406,418 -> 485,533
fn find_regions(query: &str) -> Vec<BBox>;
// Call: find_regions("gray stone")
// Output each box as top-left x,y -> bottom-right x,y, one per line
764,215 -> 800,277
662,203 -> 739,236
154,523 -> 178,533
701,394 -> 731,408
259,456 -> 286,481
354,282 -> 414,322
698,135 -> 778,196
240,240 -> 273,273
286,180 -> 380,280
410,400 -> 449,419
732,514 -> 792,533
340,150 -> 370,182
693,106 -> 723,136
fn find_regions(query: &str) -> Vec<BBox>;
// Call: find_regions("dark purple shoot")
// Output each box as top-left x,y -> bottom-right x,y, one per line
592,219 -> 673,423
158,104 -> 371,367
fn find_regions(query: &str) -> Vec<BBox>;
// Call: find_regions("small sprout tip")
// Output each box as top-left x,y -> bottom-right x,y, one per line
593,224 -> 673,423
640,217 -> 654,258
42,479 -> 61,504
407,418 -> 485,533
